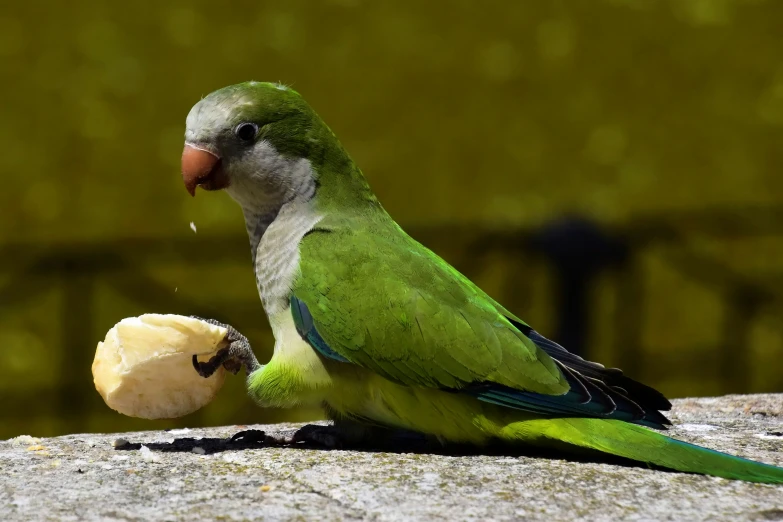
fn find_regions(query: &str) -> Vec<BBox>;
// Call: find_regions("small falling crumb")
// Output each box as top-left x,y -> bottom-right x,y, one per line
260,485 -> 272,492
139,445 -> 160,462
112,438 -> 129,448
189,221 -> 197,233
26,445 -> 45,452
192,446 -> 206,455
174,287 -> 178,292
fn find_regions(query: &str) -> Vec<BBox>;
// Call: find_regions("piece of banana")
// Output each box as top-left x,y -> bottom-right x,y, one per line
92,314 -> 228,419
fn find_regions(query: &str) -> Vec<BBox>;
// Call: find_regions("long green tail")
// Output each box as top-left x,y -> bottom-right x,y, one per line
523,418 -> 783,483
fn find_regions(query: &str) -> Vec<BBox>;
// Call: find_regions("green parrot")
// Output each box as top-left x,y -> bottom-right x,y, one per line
181,81 -> 783,483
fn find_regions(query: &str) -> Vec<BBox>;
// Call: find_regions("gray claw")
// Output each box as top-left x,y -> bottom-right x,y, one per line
190,316 -> 261,377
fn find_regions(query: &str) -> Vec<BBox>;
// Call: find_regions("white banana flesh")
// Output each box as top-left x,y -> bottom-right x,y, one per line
92,314 -> 228,419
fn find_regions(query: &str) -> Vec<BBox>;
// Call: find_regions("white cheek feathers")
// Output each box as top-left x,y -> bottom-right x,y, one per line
224,140 -> 317,210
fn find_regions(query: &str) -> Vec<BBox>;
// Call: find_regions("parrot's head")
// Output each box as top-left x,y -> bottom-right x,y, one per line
182,81 -> 336,208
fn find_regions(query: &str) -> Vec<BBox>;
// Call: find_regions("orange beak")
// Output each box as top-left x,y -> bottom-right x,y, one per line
181,144 -> 222,197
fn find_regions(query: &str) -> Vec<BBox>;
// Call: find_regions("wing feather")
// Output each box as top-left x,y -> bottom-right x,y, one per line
292,224 -> 670,428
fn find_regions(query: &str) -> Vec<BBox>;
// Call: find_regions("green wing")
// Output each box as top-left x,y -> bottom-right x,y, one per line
294,222 -> 566,394
293,219 -> 670,426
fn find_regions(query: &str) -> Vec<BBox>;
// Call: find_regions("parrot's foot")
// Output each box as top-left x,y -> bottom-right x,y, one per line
291,419 -> 432,450
190,317 -> 261,378
292,424 -> 345,449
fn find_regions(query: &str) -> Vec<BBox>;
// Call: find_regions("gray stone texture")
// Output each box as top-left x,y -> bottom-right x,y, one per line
1,394 -> 782,521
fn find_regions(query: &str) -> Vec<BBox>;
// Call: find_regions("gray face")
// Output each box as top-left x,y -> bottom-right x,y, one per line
183,82 -> 318,211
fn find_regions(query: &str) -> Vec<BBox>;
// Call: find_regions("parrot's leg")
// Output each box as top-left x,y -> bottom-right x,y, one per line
190,317 -> 261,377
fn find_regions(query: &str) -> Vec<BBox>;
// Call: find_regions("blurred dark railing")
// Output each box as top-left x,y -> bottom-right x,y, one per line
2,205 -> 783,435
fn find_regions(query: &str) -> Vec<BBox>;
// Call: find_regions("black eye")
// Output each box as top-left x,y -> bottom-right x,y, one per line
235,122 -> 258,142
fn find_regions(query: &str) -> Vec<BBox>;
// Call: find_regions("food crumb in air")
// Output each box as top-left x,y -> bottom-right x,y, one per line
189,222 -> 197,233
260,485 -> 272,492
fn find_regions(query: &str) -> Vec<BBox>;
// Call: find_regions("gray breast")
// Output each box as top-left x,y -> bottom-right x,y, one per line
247,200 -> 322,317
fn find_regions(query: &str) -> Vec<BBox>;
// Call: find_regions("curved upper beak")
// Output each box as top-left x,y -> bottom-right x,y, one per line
181,144 -> 221,197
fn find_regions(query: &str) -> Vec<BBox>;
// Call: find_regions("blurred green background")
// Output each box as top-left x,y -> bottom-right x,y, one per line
2,0 -> 783,439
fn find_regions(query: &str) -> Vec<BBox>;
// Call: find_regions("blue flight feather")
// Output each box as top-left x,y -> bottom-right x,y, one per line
290,295 -> 351,363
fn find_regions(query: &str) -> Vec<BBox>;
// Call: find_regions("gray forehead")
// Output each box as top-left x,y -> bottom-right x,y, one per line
184,94 -> 255,143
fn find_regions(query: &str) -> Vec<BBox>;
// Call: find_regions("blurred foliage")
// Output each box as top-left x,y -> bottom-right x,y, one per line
1,0 -> 783,439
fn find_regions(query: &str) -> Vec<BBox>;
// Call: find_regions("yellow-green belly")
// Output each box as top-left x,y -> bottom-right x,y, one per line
250,354 -> 544,445
248,312 -> 542,445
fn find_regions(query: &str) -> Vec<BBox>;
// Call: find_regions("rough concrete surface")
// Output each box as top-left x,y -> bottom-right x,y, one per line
1,394 -> 782,521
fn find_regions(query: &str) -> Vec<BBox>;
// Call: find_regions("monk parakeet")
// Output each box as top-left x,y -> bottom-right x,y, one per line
181,81 -> 783,483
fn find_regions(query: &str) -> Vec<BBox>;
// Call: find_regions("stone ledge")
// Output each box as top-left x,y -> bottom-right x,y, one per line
2,394 -> 782,521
